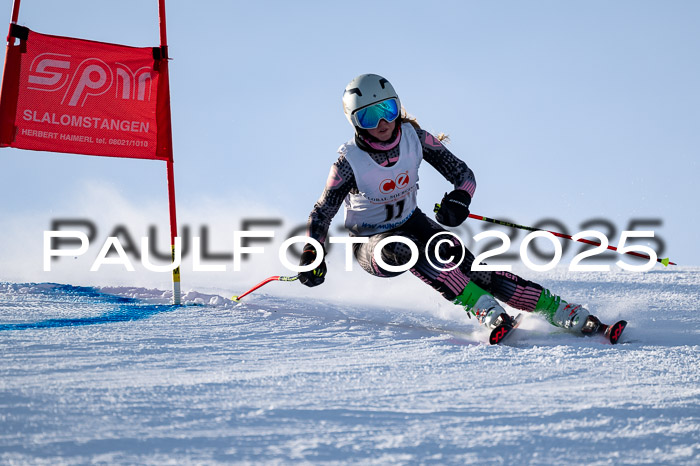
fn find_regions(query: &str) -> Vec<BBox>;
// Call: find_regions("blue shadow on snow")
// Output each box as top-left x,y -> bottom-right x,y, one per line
0,283 -> 181,331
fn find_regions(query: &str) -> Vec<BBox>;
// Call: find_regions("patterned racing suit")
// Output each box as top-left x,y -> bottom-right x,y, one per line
305,124 -> 545,313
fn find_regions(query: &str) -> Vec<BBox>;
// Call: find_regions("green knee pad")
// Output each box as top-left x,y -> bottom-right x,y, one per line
454,281 -> 492,316
535,288 -> 566,323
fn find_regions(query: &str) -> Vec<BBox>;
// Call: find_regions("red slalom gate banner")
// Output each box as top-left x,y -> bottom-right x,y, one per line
0,26 -> 171,161
0,0 -> 181,304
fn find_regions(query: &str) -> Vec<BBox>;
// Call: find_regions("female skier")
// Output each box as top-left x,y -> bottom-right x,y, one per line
298,73 -> 602,338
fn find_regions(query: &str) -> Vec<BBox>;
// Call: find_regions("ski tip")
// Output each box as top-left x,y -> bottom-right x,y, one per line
231,295 -> 241,302
607,320 -> 628,344
489,325 -> 511,345
488,314 -> 522,345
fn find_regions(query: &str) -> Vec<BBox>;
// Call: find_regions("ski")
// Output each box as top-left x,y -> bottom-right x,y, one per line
489,313 -> 523,345
487,315 -> 627,345
599,320 -> 627,344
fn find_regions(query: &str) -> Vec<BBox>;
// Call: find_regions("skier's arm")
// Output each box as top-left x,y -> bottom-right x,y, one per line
418,128 -> 476,226
305,156 -> 354,244
417,128 -> 476,198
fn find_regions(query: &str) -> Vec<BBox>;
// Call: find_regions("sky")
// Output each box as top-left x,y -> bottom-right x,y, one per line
0,0 -> 698,299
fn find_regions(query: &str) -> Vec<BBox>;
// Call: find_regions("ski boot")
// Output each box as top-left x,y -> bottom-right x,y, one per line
454,281 -> 514,329
536,289 -> 627,343
535,289 -> 598,335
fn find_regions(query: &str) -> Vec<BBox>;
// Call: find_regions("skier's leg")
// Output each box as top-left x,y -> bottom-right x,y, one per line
472,271 -> 599,334
446,226 -> 600,335
352,231 -> 412,278
389,210 -> 475,300
533,288 -> 600,334
389,211 -> 540,311
468,269 -> 545,312
451,280 -> 515,329
353,229 -> 511,329
384,211 -> 513,328
357,211 -> 596,333
351,215 -> 480,301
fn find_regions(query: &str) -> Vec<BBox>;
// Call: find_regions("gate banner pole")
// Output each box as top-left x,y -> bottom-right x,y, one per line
9,0 -> 20,25
158,0 -> 181,304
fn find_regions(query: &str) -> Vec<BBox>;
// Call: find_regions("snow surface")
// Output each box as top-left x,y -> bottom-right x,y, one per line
0,268 -> 699,465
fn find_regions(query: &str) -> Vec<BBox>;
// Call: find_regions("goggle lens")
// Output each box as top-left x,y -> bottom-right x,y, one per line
354,98 -> 400,129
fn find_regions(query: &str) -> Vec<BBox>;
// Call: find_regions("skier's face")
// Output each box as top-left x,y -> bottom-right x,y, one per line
366,118 -> 396,142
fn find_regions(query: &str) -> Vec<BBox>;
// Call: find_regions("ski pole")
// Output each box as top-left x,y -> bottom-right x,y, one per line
466,213 -> 675,266
231,274 -> 300,302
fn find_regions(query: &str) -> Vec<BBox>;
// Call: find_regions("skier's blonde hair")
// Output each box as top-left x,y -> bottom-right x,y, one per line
401,107 -> 450,143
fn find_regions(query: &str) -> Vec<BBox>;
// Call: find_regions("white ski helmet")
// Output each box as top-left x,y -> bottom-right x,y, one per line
342,74 -> 401,129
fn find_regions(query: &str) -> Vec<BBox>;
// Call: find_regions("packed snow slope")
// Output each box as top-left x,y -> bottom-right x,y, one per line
1,268 -> 699,465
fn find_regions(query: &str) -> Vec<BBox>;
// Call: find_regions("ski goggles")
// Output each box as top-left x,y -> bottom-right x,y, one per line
351,98 -> 400,129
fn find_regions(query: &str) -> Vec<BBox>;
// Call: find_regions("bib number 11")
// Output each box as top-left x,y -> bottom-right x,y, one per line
384,200 -> 406,222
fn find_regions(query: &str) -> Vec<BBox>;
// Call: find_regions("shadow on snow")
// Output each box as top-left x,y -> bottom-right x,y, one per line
0,282 -> 181,331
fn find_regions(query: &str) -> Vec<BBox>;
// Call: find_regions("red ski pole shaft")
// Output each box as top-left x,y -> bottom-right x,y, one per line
232,275 -> 299,302
467,214 -> 675,266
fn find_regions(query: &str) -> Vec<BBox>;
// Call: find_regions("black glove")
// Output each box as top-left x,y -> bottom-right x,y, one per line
434,189 -> 471,227
298,243 -> 327,287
